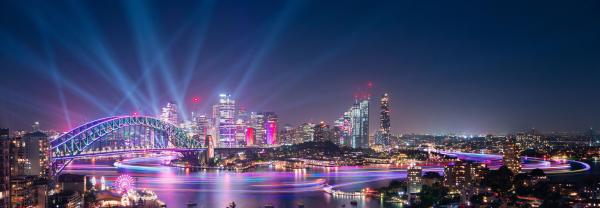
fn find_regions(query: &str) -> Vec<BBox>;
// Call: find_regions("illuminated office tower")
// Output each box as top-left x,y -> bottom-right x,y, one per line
502,138 -> 521,174
262,112 -> 278,145
335,112 -> 353,146
235,105 -> 249,146
279,125 -> 294,145
22,131 -> 50,177
330,126 -> 342,146
212,103 -> 220,123
589,128 -> 599,147
161,102 -> 179,125
407,164 -> 423,194
245,127 -> 256,146
313,122 -> 330,142
237,105 -> 249,122
193,115 -> 209,141
377,93 -> 391,146
333,118 -> 344,144
298,123 -> 315,143
0,129 -> 10,208
235,119 -> 246,146
348,98 -> 369,148
248,112 -> 265,146
215,94 -> 237,147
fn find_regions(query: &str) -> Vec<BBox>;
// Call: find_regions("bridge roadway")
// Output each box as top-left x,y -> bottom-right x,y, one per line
52,146 -> 276,160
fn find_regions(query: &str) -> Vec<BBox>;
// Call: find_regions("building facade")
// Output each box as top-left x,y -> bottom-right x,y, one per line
297,123 -> 315,144
407,164 -> 423,194
0,129 -> 10,208
377,93 -> 391,146
503,138 -> 522,174
22,131 -> 50,177
350,98 -> 369,148
205,135 -> 215,164
262,112 -> 278,146
313,122 -> 330,142
245,127 -> 256,146
248,112 -> 265,146
335,112 -> 352,146
160,102 -> 179,125
215,94 -> 237,147
443,161 -> 487,202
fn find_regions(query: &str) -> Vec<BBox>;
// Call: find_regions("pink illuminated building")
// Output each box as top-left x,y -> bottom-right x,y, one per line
245,127 -> 255,146
262,112 -> 278,145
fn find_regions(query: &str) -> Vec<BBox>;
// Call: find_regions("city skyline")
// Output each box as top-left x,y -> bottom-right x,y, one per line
2,1 -> 600,134
2,1 -> 600,207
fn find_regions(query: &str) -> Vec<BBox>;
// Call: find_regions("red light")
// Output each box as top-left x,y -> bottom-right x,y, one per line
132,112 -> 139,116
192,96 -> 201,103
367,81 -> 373,88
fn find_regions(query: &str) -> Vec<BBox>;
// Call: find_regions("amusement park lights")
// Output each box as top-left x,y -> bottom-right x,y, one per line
114,174 -> 136,193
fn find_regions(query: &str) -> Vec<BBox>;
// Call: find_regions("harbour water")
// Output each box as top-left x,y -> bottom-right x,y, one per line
63,155 -> 594,208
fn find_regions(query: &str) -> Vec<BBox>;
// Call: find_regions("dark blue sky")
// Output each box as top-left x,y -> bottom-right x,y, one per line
1,0 -> 599,134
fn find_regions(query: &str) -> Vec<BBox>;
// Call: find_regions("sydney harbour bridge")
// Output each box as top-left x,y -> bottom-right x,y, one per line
50,116 -> 266,176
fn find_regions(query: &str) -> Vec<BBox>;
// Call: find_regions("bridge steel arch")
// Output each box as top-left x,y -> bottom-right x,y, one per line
50,116 -> 203,175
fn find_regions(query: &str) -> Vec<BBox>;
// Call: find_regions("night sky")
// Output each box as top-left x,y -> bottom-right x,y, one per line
1,0 -> 600,134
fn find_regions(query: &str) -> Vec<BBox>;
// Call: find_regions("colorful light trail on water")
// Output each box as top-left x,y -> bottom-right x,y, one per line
61,152 -> 590,207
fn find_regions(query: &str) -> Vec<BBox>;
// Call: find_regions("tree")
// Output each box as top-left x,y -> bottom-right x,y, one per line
417,183 -> 448,207
469,194 -> 484,205
422,171 -> 442,179
482,165 -> 514,195
530,168 -> 545,177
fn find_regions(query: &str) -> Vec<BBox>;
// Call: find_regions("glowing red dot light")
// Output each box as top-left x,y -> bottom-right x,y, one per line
192,96 -> 201,103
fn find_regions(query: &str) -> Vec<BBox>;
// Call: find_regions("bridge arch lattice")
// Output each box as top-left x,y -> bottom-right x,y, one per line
50,116 -> 203,174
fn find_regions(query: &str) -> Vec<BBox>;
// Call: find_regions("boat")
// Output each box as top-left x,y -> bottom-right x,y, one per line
186,201 -> 197,208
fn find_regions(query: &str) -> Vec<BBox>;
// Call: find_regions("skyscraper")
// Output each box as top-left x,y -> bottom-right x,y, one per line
262,112 -> 278,146
248,112 -> 265,146
377,93 -> 391,146
245,127 -> 256,146
313,122 -> 329,141
350,98 -> 369,148
160,102 -> 179,125
296,123 -> 315,143
335,112 -> 352,146
215,94 -> 236,147
192,114 -> 209,142
0,129 -> 10,208
337,97 -> 370,148
235,118 -> 247,146
279,124 -> 294,145
330,126 -> 342,146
